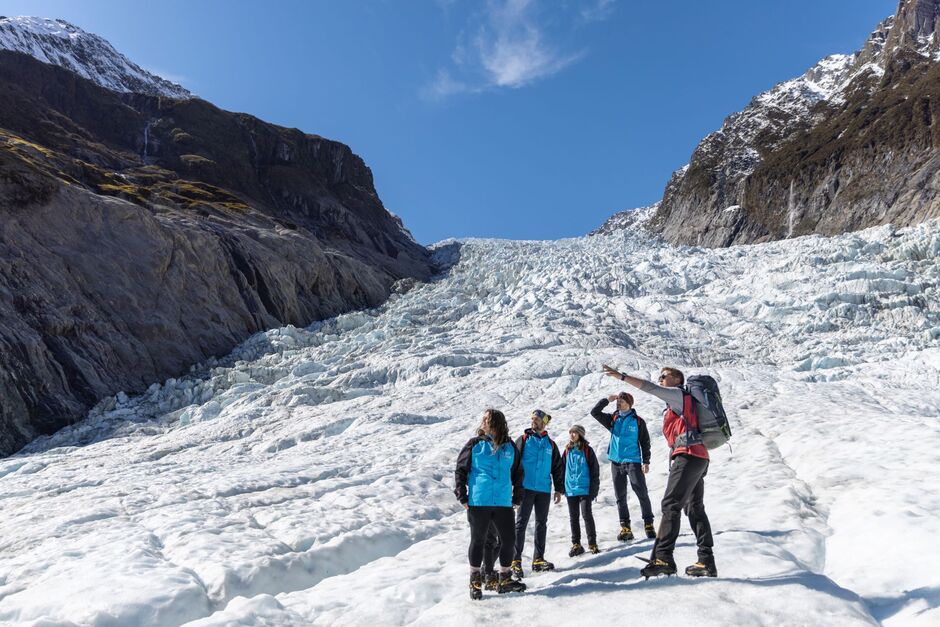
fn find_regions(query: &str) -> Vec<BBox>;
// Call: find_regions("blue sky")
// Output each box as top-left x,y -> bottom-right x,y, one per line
5,0 -> 896,243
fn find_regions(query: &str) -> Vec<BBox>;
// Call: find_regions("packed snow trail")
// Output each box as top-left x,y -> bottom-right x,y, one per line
1,223 -> 939,626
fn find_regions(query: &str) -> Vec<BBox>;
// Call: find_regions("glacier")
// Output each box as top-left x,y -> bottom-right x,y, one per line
1,222 -> 939,625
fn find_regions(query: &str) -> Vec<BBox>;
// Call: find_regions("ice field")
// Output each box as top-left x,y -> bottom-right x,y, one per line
1,221 -> 939,626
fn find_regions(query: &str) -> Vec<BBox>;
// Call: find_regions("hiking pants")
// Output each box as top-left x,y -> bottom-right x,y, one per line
482,522 -> 500,574
514,489 -> 551,561
612,461 -> 654,525
652,454 -> 714,563
468,506 -> 515,568
567,496 -> 597,545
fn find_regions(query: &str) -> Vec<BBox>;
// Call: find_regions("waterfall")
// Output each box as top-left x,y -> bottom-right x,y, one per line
141,120 -> 154,163
786,179 -> 797,238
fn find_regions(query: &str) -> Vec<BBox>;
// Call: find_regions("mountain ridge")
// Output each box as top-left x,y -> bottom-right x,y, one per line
0,32 -> 430,455
603,0 -> 940,246
0,16 -> 191,99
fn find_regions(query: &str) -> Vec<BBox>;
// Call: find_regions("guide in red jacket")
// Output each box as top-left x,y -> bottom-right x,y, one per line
603,364 -> 717,579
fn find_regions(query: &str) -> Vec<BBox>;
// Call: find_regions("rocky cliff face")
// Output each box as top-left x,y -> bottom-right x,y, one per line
641,0 -> 940,246
0,44 -> 431,455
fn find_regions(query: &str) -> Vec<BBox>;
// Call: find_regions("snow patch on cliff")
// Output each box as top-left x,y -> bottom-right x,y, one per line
0,16 -> 192,98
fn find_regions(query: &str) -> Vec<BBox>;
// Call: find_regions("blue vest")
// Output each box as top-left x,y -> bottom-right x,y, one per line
521,432 -> 554,493
468,439 -> 517,507
564,447 -> 591,497
608,410 -> 642,463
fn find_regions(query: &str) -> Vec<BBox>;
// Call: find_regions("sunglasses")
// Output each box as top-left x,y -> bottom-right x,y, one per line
658,374 -> 669,381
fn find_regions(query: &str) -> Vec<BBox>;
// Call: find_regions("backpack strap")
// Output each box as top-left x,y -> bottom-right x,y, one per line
671,389 -> 703,450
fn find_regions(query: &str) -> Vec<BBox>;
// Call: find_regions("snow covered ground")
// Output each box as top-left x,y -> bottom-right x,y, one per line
1,222 -> 939,626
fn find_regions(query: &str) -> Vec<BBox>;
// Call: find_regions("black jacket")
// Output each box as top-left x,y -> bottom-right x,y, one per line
562,443 -> 601,499
590,399 -> 652,465
454,435 -> 525,506
514,429 -> 565,493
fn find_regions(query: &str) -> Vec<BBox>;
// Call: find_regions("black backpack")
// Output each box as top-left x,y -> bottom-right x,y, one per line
683,375 -> 732,450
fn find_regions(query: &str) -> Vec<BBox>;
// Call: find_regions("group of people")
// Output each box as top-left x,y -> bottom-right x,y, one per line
454,365 -> 718,599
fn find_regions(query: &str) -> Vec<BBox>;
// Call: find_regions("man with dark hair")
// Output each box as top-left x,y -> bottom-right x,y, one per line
590,390 -> 654,542
511,409 -> 564,578
602,364 -> 717,579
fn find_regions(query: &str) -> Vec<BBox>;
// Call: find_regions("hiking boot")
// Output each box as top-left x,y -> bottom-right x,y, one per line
685,560 -> 718,578
569,543 -> 585,557
498,572 -> 526,594
484,571 -> 500,590
640,558 -> 677,579
644,522 -> 657,539
510,559 -> 524,579
531,558 -> 555,572
618,525 -> 634,542
469,571 -> 483,600
589,543 -> 600,554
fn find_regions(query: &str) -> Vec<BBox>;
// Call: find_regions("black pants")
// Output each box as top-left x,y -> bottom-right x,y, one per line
482,523 -> 500,574
468,506 -> 515,568
514,489 -> 551,561
567,496 -> 596,545
612,462 -> 654,525
652,454 -> 714,563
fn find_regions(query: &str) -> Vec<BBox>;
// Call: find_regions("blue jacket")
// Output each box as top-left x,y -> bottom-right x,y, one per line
515,429 -> 564,494
590,400 -> 651,464
454,435 -> 524,507
563,444 -> 600,498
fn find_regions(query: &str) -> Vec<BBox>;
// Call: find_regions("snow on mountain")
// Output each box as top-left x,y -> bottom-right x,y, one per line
681,48 -> 868,187
0,16 -> 191,98
589,203 -> 658,236
1,223 -> 939,625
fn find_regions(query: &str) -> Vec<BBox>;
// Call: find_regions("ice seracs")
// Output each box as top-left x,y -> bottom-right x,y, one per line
1,219 -> 938,625
0,16 -> 192,98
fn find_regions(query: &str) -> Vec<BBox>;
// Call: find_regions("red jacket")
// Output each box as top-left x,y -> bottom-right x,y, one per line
662,392 -> 709,460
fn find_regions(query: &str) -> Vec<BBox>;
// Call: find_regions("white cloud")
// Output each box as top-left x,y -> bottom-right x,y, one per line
423,0 -> 597,100
579,0 -> 616,25
420,68 -> 477,101
477,4 -> 582,88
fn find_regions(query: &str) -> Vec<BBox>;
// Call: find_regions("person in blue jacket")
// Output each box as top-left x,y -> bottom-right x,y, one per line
511,409 -> 564,578
455,408 -> 527,599
561,424 -> 601,557
591,391 -> 655,541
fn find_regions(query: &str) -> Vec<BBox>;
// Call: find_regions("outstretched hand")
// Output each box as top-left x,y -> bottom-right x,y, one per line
602,364 -> 623,379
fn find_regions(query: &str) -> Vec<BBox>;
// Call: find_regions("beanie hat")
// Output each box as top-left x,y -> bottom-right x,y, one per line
532,409 -> 551,425
569,424 -> 586,438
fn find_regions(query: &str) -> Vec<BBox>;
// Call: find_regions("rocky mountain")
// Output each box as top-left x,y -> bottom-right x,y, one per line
616,0 -> 940,246
590,203 -> 657,236
0,16 -> 192,99
0,22 -> 432,455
